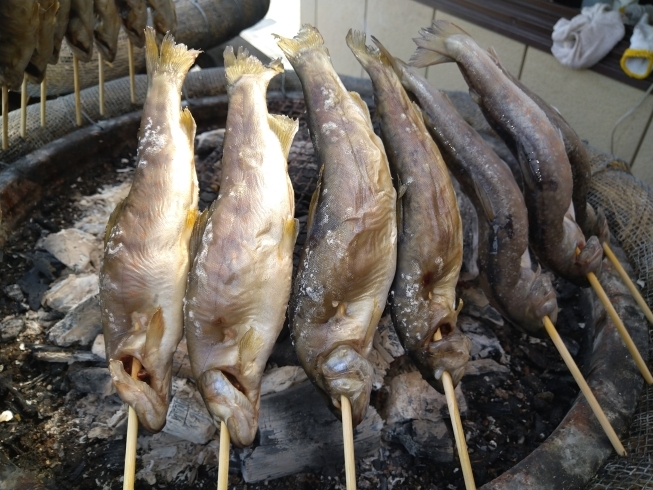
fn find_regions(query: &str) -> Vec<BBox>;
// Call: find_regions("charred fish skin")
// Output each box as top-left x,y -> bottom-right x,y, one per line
49,0 -> 71,64
65,0 -> 95,62
0,0 -> 40,91
390,56 -> 558,334
146,0 -> 177,41
26,0 -> 60,84
100,28 -> 199,433
486,48 -> 609,244
276,25 -> 397,426
411,21 -> 602,288
115,0 -> 147,48
94,0 -> 121,62
184,47 -> 298,448
346,31 -> 470,389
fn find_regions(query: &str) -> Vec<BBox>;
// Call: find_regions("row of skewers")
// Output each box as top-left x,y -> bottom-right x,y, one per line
98,22 -> 653,490
0,0 -> 177,150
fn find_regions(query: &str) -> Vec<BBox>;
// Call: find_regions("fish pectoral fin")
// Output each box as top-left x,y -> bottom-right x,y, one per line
179,107 -> 197,143
144,307 -> 165,354
280,217 -> 300,250
237,327 -> 265,369
267,113 -> 299,160
104,198 -> 126,247
306,165 -> 323,234
189,204 -> 213,264
348,91 -> 373,127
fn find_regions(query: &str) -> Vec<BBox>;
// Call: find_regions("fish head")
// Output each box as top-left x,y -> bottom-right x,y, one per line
318,344 -> 373,427
109,358 -> 170,433
583,204 -> 610,245
575,235 -> 604,278
196,369 -> 258,448
519,268 -> 559,334
415,308 -> 471,393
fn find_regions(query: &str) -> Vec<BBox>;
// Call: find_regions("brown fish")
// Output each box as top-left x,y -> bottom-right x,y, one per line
115,0 -> 147,48
0,0 -> 40,90
389,51 -> 558,334
94,0 -> 121,62
347,31 -> 470,388
49,0 -> 71,64
26,0 -> 59,84
65,0 -> 95,62
147,0 -> 177,40
100,28 -> 199,433
276,25 -> 397,427
411,21 -> 602,288
486,47 -> 609,244
184,48 -> 298,448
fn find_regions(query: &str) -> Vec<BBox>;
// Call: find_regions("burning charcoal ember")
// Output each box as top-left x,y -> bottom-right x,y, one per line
464,359 -> 510,377
163,379 -> 216,444
33,348 -> 102,364
74,182 -> 131,238
260,366 -> 308,397
385,418 -> 453,462
47,295 -> 101,347
3,284 -> 25,303
171,337 -> 192,379
42,273 -> 99,313
17,251 -> 66,311
42,228 -> 102,272
375,315 -> 405,359
194,128 -> 225,155
91,333 -> 105,360
0,316 -> 25,342
458,315 -> 507,362
238,381 -> 383,483
464,303 -> 505,327
368,349 -> 391,390
68,366 -> 114,396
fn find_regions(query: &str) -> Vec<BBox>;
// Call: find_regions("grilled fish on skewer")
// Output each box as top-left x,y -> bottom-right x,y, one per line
347,31 -> 470,388
147,0 -> 177,40
49,0 -> 71,64
100,28 -> 199,433
65,0 -> 95,62
486,47 -> 609,244
184,47 -> 298,448
276,25 -> 397,426
115,0 -> 147,48
411,21 -> 603,288
389,53 -> 558,334
26,0 -> 59,84
94,0 -> 121,62
0,0 -> 40,91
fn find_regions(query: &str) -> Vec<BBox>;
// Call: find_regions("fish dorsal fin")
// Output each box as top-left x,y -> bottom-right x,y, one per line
189,201 -> 216,264
238,327 -> 265,368
306,165 -> 323,234
472,177 -> 496,222
144,307 -> 165,354
104,198 -> 126,247
180,107 -> 196,144
268,113 -> 299,160
348,91 -> 373,126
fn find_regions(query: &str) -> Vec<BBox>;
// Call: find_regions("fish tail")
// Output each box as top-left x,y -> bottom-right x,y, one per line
223,45 -> 283,88
145,26 -> 200,89
267,113 -> 299,159
346,29 -> 386,70
274,24 -> 326,64
410,20 -> 469,68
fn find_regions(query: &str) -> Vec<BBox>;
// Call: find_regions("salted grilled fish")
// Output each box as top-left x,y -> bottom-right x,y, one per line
184,48 -> 298,448
100,28 -> 199,433
65,0 -> 95,62
411,21 -> 602,288
390,53 -> 558,334
115,0 -> 147,48
147,0 -> 177,40
276,25 -> 397,426
49,0 -> 71,64
0,0 -> 40,90
347,31 -> 469,388
94,0 -> 121,62
486,48 -> 609,244
26,0 -> 59,84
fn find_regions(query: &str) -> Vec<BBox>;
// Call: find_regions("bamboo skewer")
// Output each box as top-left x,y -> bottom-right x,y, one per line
341,395 -> 356,490
603,241 -> 653,324
576,248 -> 653,384
73,54 -> 82,126
2,85 -> 7,150
128,39 -> 136,104
542,315 -> 626,455
434,329 -> 476,490
20,77 -> 27,138
99,53 -> 105,116
123,356 -> 141,490
217,421 -> 230,490
40,77 -> 47,127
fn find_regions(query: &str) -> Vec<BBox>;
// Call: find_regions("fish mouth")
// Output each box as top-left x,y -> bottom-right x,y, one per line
576,235 -> 603,278
318,344 -> 373,427
109,358 -> 169,433
518,269 -> 559,335
196,369 -> 257,448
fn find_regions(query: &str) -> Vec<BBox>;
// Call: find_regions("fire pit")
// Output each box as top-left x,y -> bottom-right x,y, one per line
0,69 -> 648,489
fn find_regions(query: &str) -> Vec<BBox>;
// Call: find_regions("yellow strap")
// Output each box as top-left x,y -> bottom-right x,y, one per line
620,48 -> 653,80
